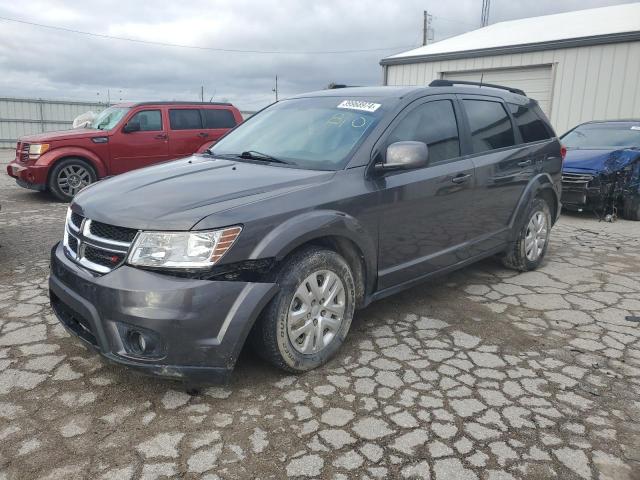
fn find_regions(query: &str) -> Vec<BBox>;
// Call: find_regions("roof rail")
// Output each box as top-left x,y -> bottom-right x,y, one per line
428,79 -> 526,97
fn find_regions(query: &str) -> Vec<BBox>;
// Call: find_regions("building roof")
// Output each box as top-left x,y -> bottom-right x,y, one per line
381,3 -> 640,65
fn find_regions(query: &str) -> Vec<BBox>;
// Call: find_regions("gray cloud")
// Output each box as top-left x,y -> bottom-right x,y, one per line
0,0 -> 635,110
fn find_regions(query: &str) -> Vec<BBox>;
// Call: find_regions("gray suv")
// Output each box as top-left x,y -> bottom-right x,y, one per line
49,81 -> 562,383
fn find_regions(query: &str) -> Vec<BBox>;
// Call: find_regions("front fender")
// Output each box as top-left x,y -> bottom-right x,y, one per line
509,173 -> 560,238
249,210 -> 377,291
36,146 -> 108,178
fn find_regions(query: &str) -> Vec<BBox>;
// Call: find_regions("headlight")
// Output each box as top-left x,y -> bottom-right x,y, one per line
28,143 -> 50,158
127,226 -> 242,269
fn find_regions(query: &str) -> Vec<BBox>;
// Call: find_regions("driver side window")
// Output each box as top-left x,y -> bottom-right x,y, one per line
387,100 -> 460,164
129,110 -> 162,131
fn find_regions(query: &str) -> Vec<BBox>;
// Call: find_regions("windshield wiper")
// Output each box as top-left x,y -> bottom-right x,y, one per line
239,150 -> 290,164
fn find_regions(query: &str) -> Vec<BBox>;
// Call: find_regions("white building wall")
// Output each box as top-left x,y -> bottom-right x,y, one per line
384,40 -> 640,135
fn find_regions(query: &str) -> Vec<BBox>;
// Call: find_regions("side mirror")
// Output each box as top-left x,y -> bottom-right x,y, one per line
376,141 -> 429,172
123,121 -> 141,133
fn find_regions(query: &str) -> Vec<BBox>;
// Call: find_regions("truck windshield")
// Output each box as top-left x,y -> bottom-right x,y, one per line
212,97 -> 385,170
562,124 -> 640,150
90,107 -> 130,131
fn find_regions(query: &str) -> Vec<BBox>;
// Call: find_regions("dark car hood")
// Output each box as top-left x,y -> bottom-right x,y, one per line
72,155 -> 335,230
19,128 -> 101,143
563,148 -> 640,174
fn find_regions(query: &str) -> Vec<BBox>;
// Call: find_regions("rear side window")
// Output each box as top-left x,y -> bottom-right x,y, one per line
169,109 -> 203,130
129,110 -> 162,131
387,100 -> 460,163
463,99 -> 515,153
509,104 -> 552,143
202,109 -> 237,129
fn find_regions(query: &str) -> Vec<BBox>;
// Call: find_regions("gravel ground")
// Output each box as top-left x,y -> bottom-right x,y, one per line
1,149 -> 639,480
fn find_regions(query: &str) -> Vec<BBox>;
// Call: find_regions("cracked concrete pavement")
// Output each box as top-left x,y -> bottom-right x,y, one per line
1,150 -> 639,479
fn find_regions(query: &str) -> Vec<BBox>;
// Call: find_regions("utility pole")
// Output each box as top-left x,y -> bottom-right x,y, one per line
481,0 -> 491,27
422,11 -> 433,46
273,75 -> 279,102
200,86 -> 204,102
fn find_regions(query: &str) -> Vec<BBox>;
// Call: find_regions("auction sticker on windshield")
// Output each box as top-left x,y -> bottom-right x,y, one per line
337,100 -> 381,113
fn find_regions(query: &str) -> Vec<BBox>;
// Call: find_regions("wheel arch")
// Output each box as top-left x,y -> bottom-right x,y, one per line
248,210 -> 377,307
508,173 -> 560,241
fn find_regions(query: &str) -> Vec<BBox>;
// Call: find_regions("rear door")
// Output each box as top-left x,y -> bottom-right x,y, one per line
376,95 -> 477,289
109,108 -> 169,174
168,108 -> 208,158
201,107 -> 239,147
458,95 -> 533,253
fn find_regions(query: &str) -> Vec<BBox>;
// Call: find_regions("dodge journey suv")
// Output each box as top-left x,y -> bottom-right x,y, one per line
49,81 -> 562,383
7,101 -> 242,201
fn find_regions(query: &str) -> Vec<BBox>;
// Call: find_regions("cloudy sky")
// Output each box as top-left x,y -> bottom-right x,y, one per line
0,0 -> 636,111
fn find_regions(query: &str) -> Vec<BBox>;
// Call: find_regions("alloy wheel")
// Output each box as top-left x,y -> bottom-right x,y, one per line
524,210 -> 548,261
57,165 -> 92,196
287,270 -> 346,354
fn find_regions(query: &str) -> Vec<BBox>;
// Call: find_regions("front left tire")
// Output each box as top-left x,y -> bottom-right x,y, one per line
251,246 -> 356,373
48,158 -> 96,202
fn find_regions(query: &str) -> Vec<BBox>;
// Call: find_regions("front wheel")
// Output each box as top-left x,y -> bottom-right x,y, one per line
501,197 -> 552,271
622,195 -> 640,221
48,158 -> 96,202
251,246 -> 356,373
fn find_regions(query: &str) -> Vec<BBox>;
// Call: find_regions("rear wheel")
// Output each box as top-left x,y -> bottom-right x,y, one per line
48,158 -> 96,202
501,197 -> 551,271
622,195 -> 640,221
251,246 -> 355,373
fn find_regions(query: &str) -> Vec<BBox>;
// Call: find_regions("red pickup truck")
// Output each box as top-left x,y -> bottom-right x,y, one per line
7,101 -> 243,201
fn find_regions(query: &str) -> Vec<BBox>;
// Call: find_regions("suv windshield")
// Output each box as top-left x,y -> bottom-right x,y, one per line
562,123 -> 640,150
212,97 -> 385,170
90,107 -> 130,130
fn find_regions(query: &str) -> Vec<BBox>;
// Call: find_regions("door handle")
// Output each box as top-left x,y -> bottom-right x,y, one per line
198,132 -> 209,138
451,173 -> 472,184
154,133 -> 167,140
517,159 -> 532,167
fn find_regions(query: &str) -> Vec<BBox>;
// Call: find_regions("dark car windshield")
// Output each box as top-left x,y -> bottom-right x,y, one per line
562,123 -> 640,150
90,107 -> 130,130
212,97 -> 385,170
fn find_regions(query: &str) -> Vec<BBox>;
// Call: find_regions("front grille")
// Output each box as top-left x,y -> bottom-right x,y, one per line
70,212 -> 83,231
68,235 -> 79,254
90,221 -> 138,243
562,172 -> 594,187
84,245 -> 125,268
18,142 -> 29,162
63,214 -> 137,274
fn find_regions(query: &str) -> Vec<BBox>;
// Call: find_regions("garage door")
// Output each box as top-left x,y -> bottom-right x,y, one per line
442,65 -> 553,116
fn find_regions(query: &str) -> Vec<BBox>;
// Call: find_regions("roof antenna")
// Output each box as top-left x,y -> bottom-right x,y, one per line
479,73 -> 484,88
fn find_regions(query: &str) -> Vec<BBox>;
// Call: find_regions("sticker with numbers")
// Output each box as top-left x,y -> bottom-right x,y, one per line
337,100 -> 381,112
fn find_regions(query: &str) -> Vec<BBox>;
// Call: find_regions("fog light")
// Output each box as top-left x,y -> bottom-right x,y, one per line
117,323 -> 164,358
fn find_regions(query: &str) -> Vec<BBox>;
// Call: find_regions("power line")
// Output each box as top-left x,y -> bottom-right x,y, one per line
0,15 -> 417,55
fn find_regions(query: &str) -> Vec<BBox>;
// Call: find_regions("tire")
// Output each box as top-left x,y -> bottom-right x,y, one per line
622,196 -> 640,221
251,246 -> 356,373
501,197 -> 552,272
48,158 -> 97,202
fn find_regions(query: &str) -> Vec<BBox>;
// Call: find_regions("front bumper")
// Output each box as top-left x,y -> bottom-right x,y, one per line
49,242 -> 277,383
7,160 -> 47,191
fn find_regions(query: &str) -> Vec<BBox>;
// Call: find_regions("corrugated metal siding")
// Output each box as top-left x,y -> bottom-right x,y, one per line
0,98 -> 107,148
385,40 -> 640,134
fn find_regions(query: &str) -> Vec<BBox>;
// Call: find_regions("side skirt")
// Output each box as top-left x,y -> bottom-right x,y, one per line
364,244 -> 507,306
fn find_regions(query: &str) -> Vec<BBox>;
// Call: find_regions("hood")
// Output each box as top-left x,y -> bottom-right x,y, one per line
73,155 -> 335,230
563,148 -> 640,173
19,128 -> 101,143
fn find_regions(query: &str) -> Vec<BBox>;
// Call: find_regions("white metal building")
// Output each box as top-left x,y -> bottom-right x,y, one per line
380,3 -> 640,134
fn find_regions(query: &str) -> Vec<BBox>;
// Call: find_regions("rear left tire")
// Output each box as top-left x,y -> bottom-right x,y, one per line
501,197 -> 551,272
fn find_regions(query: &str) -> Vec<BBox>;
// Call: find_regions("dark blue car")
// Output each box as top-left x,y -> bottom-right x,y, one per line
561,120 -> 640,220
